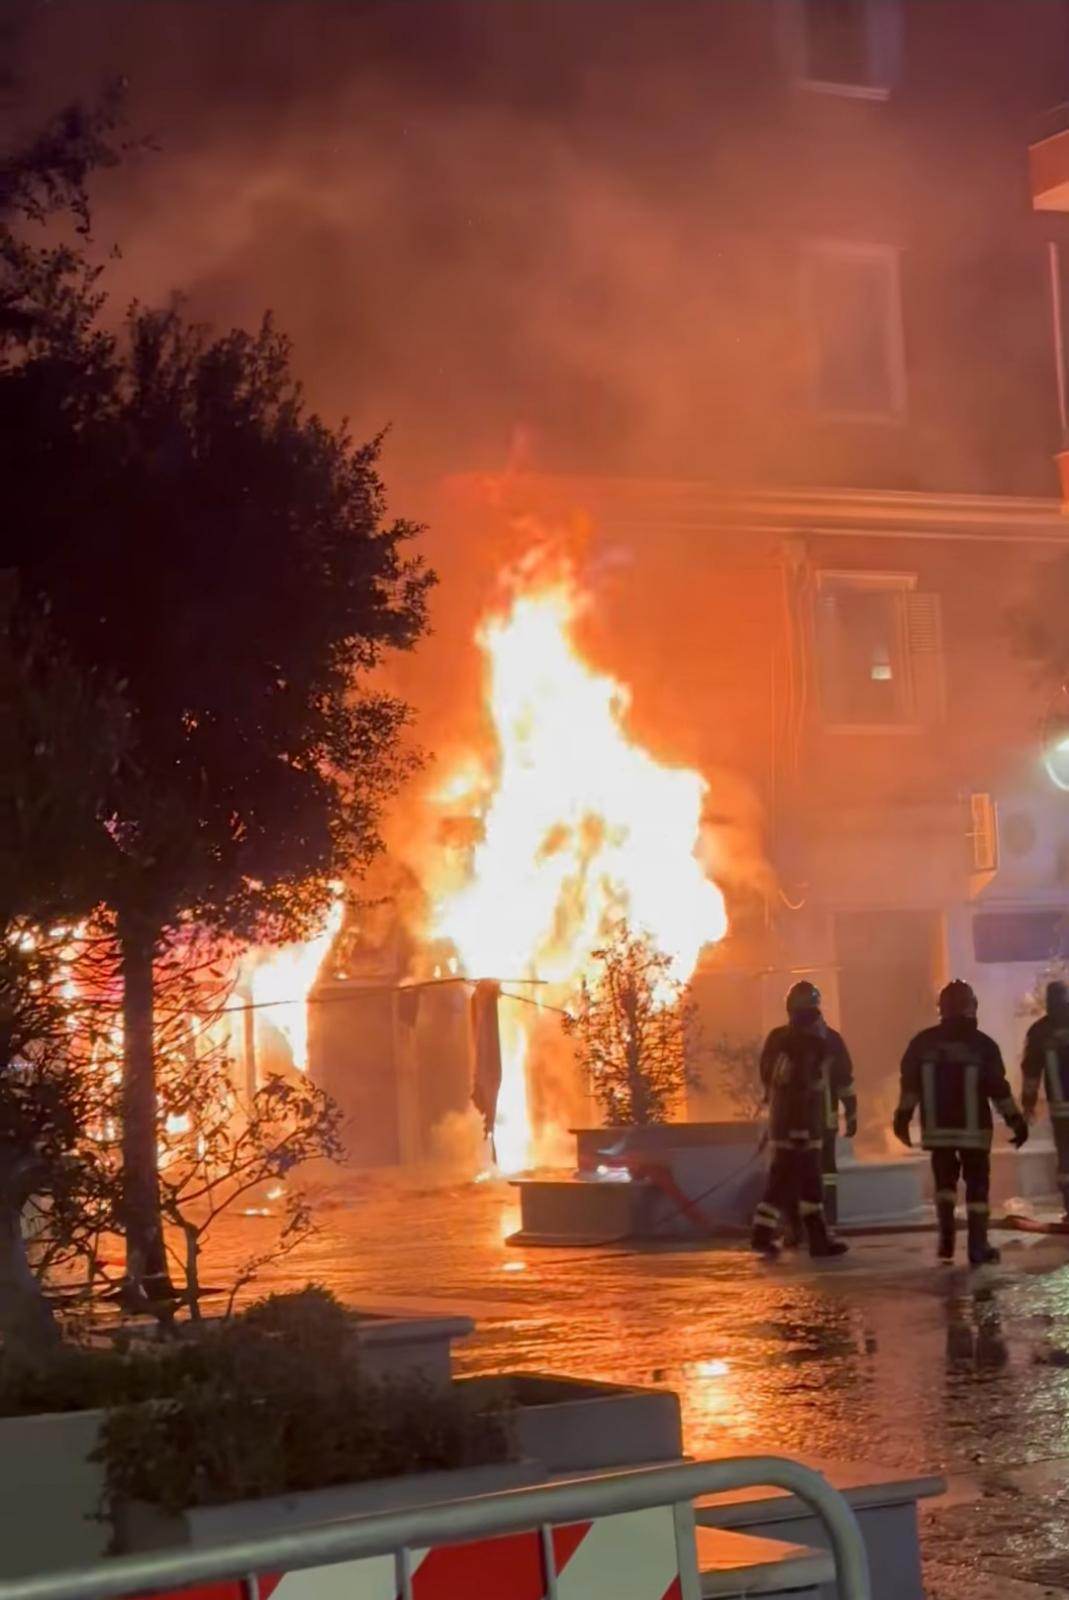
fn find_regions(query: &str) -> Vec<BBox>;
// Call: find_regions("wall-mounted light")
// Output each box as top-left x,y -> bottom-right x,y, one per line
1046,736 -> 1069,791
1042,686 -> 1069,789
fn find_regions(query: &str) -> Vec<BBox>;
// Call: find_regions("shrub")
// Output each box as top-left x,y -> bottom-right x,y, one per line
91,1288 -> 513,1513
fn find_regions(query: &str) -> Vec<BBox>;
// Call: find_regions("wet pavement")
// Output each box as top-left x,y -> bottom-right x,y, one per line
204,1174 -> 1069,1598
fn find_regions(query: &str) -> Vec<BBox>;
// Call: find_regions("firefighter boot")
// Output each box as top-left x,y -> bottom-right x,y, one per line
1059,1176 -> 1069,1225
936,1197 -> 957,1263
750,1202 -> 781,1259
803,1205 -> 849,1258
967,1205 -> 999,1267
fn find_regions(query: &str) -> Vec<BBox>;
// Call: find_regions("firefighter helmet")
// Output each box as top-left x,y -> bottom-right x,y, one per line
1047,980 -> 1069,1016
786,979 -> 821,1015
938,979 -> 977,1020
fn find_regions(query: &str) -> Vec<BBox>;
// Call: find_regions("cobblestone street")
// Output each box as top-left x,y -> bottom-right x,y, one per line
202,1173 -> 1069,1598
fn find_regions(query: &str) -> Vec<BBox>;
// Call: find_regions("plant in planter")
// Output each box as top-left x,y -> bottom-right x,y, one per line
562,923 -> 700,1126
0,1287 -> 511,1576
708,1034 -> 765,1122
92,1288 -> 514,1523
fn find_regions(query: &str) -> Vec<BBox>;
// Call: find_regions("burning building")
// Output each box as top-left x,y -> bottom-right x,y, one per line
294,1 -> 1069,1164
24,0 -> 1069,1164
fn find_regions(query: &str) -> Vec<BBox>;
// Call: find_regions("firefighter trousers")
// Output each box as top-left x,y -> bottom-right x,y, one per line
930,1147 -> 990,1207
821,1130 -> 838,1226
752,1146 -> 830,1253
931,1147 -> 991,1261
782,1131 -> 839,1236
1050,1118 -> 1069,1215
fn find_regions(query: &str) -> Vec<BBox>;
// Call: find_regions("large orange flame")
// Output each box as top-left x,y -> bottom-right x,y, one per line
244,894 -> 345,1073
432,551 -> 727,1170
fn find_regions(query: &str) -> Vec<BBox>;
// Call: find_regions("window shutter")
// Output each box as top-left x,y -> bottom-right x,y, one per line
815,589 -> 845,721
969,794 -> 999,874
904,591 -> 945,723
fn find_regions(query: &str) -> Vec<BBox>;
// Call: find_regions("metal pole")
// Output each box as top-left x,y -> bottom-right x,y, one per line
0,1457 -> 871,1600
1050,239 -> 1068,443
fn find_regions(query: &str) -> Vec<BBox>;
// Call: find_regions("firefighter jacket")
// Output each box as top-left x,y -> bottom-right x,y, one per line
897,1019 -> 1020,1151
759,1022 -> 855,1149
1021,1013 -> 1069,1121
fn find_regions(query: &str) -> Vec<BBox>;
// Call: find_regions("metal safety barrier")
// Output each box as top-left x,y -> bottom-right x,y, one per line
0,1455 -> 872,1600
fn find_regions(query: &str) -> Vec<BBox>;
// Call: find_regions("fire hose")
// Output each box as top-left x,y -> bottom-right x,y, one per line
587,1136 -> 767,1244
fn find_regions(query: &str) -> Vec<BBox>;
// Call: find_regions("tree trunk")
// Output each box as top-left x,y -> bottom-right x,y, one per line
0,1153 -> 60,1356
119,917 -> 172,1303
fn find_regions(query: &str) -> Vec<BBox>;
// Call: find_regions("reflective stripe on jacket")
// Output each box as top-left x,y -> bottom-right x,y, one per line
897,1020 -> 1019,1151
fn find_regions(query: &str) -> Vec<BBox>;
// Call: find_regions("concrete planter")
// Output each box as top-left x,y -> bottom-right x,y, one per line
917,1139 -> 1058,1207
837,1148 -> 927,1226
116,1459 -> 545,1553
459,1373 -> 684,1473
351,1311 -> 474,1389
0,1409 -> 108,1579
108,1308 -> 474,1393
514,1122 -> 765,1244
0,1307 -> 473,1576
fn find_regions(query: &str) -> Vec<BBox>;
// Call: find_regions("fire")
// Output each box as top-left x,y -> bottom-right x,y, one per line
432,551 -> 727,1169
245,893 -> 344,1072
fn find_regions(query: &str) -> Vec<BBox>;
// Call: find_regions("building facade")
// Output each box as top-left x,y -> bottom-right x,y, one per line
399,0 -> 1069,1145
230,0 -> 1069,1156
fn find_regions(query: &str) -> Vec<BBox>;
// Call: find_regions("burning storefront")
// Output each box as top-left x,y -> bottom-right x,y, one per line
301,534 -> 736,1171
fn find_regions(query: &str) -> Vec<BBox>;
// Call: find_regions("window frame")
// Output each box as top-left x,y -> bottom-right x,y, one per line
814,569 -> 923,735
800,239 -> 908,423
787,0 -> 901,101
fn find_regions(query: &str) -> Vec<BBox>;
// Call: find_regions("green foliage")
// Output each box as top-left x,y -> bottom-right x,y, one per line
0,614 -> 131,1347
0,97 -> 434,1293
0,1342 -> 205,1418
562,923 -> 699,1126
91,1289 -> 513,1513
708,1034 -> 765,1121
235,1284 -> 353,1344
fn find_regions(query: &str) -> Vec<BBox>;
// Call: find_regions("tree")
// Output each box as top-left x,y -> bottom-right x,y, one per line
0,109 -> 434,1299
0,618 -> 129,1350
708,1034 -> 765,1122
150,941 -> 344,1320
562,924 -> 699,1127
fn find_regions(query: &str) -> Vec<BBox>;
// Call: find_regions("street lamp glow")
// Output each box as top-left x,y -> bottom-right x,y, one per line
1045,738 -> 1069,791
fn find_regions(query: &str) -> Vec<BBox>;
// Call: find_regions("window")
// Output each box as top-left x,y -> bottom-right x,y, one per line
973,912 -> 1069,965
802,242 -> 906,419
785,0 -> 903,99
815,572 -> 945,730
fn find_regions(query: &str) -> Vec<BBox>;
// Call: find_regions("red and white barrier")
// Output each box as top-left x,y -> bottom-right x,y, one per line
139,1506 -> 691,1600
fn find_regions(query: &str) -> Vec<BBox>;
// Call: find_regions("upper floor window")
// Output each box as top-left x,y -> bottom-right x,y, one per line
801,241 -> 907,420
781,0 -> 903,100
815,571 -> 945,730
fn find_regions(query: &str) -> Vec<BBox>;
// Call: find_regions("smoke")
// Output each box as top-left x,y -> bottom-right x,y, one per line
8,2 -> 1062,513
11,0 -> 1067,1130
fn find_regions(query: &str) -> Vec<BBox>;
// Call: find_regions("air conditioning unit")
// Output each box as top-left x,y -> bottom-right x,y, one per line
974,791 -> 1069,898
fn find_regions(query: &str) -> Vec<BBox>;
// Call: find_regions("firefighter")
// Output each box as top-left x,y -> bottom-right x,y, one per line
750,981 -> 850,1260
893,980 -> 1028,1266
794,981 -> 857,1226
1020,980 -> 1069,1218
